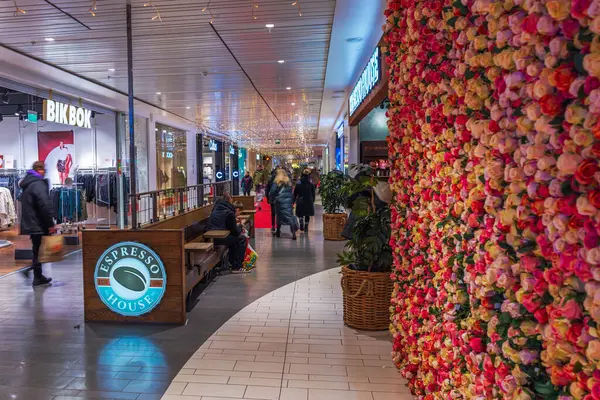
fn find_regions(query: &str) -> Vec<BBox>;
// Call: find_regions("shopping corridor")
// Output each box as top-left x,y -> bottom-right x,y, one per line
0,208 -> 406,400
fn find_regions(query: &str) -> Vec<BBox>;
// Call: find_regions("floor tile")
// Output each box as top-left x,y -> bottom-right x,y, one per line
182,383 -> 247,398
308,389 -> 374,400
243,385 -> 281,400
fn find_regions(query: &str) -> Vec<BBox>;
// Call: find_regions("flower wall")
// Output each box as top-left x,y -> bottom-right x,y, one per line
385,0 -> 600,398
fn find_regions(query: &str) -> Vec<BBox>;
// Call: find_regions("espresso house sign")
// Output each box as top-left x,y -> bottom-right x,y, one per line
43,99 -> 93,129
349,47 -> 381,116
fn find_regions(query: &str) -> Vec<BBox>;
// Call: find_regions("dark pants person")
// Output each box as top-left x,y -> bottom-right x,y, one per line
270,205 -> 277,229
216,235 -> 246,271
30,234 -> 44,278
243,188 -> 251,196
299,216 -> 310,230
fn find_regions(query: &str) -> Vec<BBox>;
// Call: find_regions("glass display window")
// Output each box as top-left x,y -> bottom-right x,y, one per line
156,122 -> 187,190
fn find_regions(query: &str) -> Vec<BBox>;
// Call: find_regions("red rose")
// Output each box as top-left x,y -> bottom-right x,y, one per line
585,76 -> 600,94
534,308 -> 549,324
522,13 -> 540,34
572,0 -> 592,20
551,65 -> 577,92
560,19 -> 580,39
539,95 -> 563,116
575,159 -> 598,185
589,190 -> 600,208
469,337 -> 485,353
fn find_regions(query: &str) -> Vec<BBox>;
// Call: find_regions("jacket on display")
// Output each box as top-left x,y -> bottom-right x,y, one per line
207,199 -> 241,236
275,184 -> 297,228
51,188 -> 87,222
293,176 -> 315,218
19,171 -> 55,235
0,187 -> 16,228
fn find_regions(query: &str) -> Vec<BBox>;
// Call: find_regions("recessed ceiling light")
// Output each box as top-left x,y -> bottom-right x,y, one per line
265,23 -> 275,28
278,60 -> 285,64
204,117 -> 210,120
108,68 -> 115,72
291,102 -> 295,105
346,37 -> 363,43
286,87 -> 291,90
186,106 -> 191,110
156,92 -> 162,95
45,37 -> 55,42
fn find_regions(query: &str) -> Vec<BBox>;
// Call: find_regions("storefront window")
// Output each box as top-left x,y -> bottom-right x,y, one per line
156,122 -> 187,190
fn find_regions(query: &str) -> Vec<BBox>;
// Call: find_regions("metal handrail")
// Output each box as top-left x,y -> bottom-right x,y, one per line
128,180 -> 232,229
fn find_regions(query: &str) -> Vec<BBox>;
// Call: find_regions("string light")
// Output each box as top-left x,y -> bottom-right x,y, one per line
144,2 -> 162,22
201,0 -> 211,12
251,2 -> 259,20
88,0 -> 97,16
292,0 -> 301,16
13,0 -> 26,16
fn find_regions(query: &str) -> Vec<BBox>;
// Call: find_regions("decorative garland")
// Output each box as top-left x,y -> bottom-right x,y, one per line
385,0 -> 600,398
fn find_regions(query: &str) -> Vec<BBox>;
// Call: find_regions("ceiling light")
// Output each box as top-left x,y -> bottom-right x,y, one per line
291,102 -> 295,105
286,87 -> 291,90
45,37 -> 54,42
204,117 -> 210,120
266,23 -> 274,28
156,92 -> 161,95
278,60 -> 285,64
108,68 -> 115,72
186,106 -> 191,110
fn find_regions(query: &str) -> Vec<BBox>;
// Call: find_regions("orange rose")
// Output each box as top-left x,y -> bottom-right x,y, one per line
575,159 -> 599,185
539,95 -> 563,117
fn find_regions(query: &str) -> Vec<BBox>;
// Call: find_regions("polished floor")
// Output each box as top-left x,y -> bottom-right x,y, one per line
0,207 -> 371,400
162,268 -> 411,400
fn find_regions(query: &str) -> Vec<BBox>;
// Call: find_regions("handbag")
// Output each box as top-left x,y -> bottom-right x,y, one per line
39,235 -> 65,263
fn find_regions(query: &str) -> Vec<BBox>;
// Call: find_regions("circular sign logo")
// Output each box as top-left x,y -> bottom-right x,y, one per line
94,242 -> 167,317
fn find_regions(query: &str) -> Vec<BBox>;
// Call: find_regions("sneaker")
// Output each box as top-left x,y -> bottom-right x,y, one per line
231,269 -> 251,274
276,229 -> 281,238
32,275 -> 52,286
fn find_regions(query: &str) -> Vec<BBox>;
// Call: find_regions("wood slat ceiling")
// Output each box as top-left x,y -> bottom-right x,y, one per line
0,0 -> 336,149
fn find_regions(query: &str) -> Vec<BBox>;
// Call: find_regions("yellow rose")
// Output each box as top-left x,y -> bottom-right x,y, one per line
565,104 -> 588,125
489,2 -> 504,18
586,340 -> 600,362
570,382 -> 587,400
546,0 -> 570,20
585,53 -> 600,78
474,35 -> 487,51
573,129 -> 594,147
494,49 -> 515,69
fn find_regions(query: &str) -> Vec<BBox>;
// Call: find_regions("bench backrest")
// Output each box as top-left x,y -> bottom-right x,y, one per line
141,204 -> 214,243
232,195 -> 255,210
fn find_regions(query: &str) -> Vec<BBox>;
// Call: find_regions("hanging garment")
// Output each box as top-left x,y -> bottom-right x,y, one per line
0,187 -> 16,228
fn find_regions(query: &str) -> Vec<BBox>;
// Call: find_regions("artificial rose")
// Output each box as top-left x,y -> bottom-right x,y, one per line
575,159 -> 599,185
540,94 -> 563,116
584,53 -> 600,78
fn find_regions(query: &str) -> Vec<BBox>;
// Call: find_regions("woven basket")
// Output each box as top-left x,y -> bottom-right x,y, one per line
323,213 -> 347,241
341,266 -> 393,331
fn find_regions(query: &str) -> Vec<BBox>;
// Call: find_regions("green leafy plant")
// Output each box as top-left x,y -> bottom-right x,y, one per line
319,170 -> 347,214
337,164 -> 392,273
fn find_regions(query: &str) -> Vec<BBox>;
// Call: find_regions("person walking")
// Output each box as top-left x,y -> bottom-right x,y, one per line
265,168 -> 278,234
293,169 -> 316,233
20,161 -> 55,286
274,169 -> 298,240
241,171 -> 253,196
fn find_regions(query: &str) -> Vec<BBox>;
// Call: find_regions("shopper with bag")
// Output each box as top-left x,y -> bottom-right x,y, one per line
294,169 -> 316,233
20,161 -> 55,286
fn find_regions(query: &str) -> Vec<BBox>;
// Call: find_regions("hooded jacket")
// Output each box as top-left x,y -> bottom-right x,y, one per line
19,170 -> 55,235
207,198 -> 241,236
293,175 -> 315,217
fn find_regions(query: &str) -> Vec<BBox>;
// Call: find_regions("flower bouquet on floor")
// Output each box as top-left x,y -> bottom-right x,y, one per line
243,240 -> 258,271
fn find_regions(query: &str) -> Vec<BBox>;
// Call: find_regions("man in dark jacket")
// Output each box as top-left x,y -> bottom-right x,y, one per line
241,172 -> 253,196
206,193 -> 248,273
20,161 -> 55,286
265,168 -> 279,234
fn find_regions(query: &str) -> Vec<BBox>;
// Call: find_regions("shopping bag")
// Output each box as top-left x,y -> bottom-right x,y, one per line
39,236 -> 65,263
243,243 -> 258,271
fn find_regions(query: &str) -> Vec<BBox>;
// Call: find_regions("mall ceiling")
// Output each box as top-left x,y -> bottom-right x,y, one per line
0,0 -> 384,152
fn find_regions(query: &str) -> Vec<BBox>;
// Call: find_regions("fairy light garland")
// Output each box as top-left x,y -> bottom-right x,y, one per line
13,1 -> 26,16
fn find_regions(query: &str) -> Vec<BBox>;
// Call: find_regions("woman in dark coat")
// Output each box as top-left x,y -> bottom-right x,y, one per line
274,169 -> 298,240
293,169 -> 315,233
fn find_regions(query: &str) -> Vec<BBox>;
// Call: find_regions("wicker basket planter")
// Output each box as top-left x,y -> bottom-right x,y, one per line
323,213 -> 347,241
341,266 -> 393,331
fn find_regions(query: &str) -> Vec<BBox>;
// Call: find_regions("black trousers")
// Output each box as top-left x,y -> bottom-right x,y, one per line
243,188 -> 251,196
31,234 -> 44,278
299,216 -> 310,225
270,205 -> 277,228
216,235 -> 246,270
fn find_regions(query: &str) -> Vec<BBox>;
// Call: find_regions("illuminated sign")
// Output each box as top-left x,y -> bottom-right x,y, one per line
349,47 -> 381,115
27,110 -> 38,123
337,123 -> 344,139
232,171 -> 239,178
208,140 -> 218,151
94,242 -> 167,317
229,145 -> 235,155
43,99 -> 93,129
162,152 -> 173,159
216,171 -> 224,180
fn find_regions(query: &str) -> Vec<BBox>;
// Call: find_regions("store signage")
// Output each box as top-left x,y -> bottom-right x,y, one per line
337,123 -> 344,139
94,242 -> 167,317
208,139 -> 218,151
232,171 -> 239,178
275,140 -> 280,145
162,151 -> 173,159
27,110 -> 38,123
229,145 -> 235,155
216,171 -> 224,180
43,100 -> 93,129
349,47 -> 381,115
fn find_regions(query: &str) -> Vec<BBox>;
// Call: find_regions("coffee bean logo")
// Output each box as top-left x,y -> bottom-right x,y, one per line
113,266 -> 147,292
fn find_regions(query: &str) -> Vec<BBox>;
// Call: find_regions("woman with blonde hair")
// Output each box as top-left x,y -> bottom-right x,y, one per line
274,168 -> 298,240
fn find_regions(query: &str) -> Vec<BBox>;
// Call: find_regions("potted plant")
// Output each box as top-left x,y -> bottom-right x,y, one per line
337,164 -> 393,331
319,170 -> 348,240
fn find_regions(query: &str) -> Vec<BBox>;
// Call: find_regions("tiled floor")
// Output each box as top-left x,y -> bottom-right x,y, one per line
0,206 -> 375,400
161,268 -> 412,400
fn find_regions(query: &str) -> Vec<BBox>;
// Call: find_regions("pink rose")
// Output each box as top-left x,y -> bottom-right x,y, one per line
559,299 -> 583,320
557,153 -> 583,175
537,15 -> 559,35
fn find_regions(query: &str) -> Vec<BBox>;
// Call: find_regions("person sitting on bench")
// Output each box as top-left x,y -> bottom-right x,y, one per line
206,193 -> 249,274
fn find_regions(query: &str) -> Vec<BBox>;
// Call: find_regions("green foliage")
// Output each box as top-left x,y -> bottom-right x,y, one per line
319,170 -> 347,214
337,164 -> 392,273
